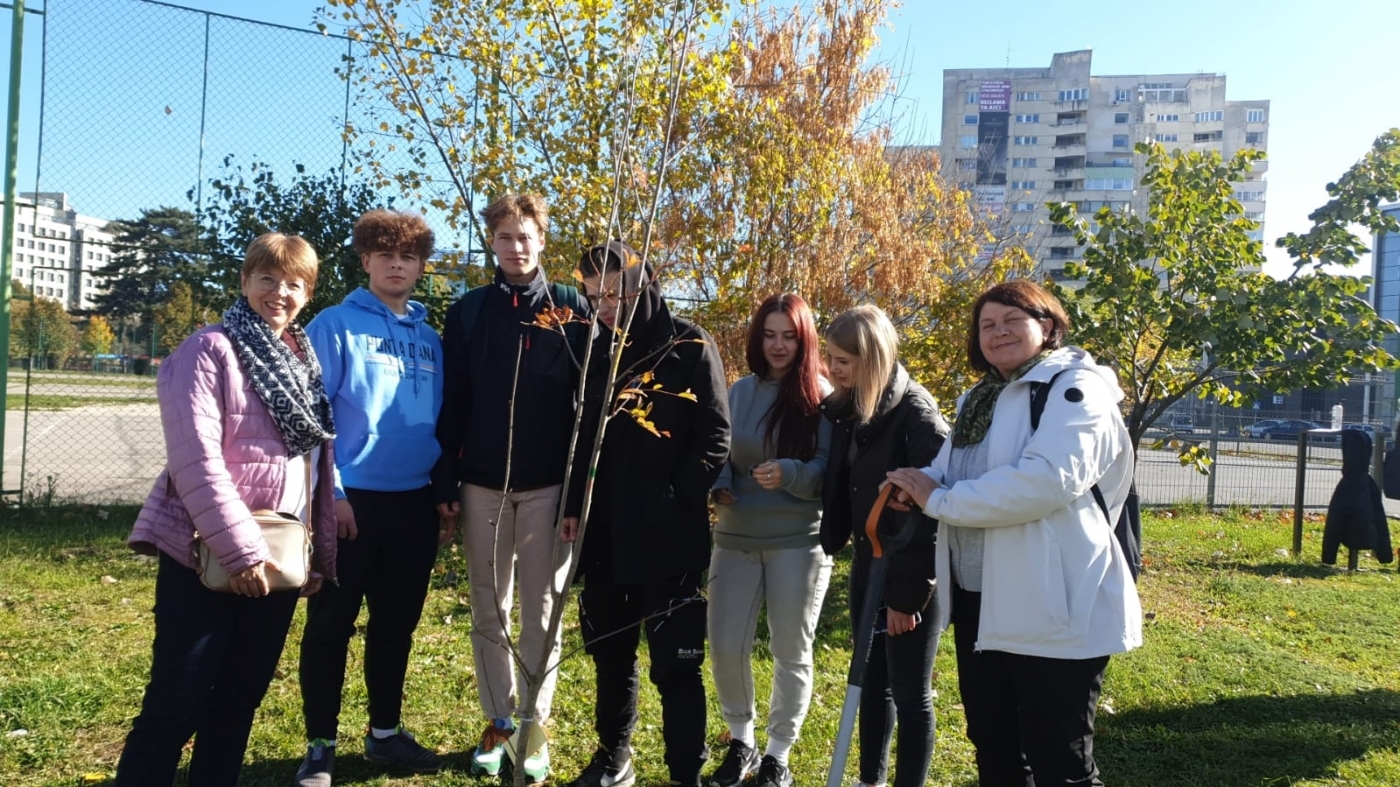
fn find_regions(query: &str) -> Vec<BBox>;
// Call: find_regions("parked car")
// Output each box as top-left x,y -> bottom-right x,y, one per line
1243,419 -> 1283,439
1169,415 -> 1194,433
1261,420 -> 1333,441
1343,423 -> 1392,445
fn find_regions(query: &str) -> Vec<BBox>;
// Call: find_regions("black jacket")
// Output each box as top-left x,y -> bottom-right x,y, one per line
433,268 -> 587,499
820,364 -> 949,614
565,304 -> 730,584
1323,428 -> 1395,564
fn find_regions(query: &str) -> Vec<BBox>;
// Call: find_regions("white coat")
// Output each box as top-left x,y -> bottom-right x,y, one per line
921,346 -> 1142,659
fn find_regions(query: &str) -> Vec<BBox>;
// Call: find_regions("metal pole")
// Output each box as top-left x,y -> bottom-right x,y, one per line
1206,392 -> 1221,508
1292,430 -> 1308,556
0,0 -> 26,496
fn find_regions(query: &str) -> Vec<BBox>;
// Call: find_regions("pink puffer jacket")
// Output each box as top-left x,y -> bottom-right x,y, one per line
129,325 -> 339,583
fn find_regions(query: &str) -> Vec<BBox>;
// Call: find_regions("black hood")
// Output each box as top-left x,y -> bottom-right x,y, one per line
1341,428 -> 1374,476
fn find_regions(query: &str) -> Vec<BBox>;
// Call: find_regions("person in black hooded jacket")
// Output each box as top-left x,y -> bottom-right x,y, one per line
819,304 -> 949,787
560,240 -> 731,787
1323,427 -> 1395,565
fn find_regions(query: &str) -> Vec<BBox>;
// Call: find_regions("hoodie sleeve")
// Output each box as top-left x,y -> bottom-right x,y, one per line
304,312 -> 348,500
669,327 -> 731,502
923,368 -> 1126,529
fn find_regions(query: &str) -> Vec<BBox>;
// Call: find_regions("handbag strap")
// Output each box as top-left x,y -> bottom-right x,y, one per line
303,451 -> 314,535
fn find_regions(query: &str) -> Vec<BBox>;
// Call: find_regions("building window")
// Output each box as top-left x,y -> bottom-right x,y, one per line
1155,113 -> 1180,122
1194,130 -> 1223,142
1114,112 -> 1130,124
1234,190 -> 1265,202
1154,133 -> 1178,142
1112,134 -> 1130,148
1011,158 -> 1037,167
1058,88 -> 1088,102
956,158 -> 977,171
1086,178 -> 1133,190
1246,131 -> 1264,145
1194,110 -> 1224,122
1014,136 -> 1039,146
1015,91 -> 1042,101
1014,113 -> 1040,123
1247,109 -> 1265,123
1011,202 -> 1036,212
1115,88 -> 1131,103
1111,157 -> 1132,166
959,135 -> 977,148
1049,247 -> 1076,259
1011,181 -> 1036,190
1244,211 -> 1263,220
966,91 -> 980,104
964,114 -> 979,125
1142,88 -> 1187,103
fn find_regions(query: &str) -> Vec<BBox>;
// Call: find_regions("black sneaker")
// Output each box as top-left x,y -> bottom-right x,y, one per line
753,756 -> 792,787
707,739 -> 759,787
363,726 -> 442,773
566,747 -> 636,787
295,739 -> 335,787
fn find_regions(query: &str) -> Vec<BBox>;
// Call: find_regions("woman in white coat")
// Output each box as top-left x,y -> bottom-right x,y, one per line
885,279 -> 1141,787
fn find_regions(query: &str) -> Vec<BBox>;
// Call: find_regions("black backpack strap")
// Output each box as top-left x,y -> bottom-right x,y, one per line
1028,369 -> 1068,432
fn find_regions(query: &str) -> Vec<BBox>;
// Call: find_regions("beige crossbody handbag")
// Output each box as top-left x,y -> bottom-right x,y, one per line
194,453 -> 314,593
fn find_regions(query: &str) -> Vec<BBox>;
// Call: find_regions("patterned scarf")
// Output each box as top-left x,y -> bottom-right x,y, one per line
222,297 -> 335,458
951,350 -> 1054,448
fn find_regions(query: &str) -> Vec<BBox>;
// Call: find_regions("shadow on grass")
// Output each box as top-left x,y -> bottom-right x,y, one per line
1233,560 -> 1347,579
1098,688 -> 1400,786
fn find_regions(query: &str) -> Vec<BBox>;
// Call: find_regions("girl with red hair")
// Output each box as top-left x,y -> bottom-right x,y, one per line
706,293 -> 832,787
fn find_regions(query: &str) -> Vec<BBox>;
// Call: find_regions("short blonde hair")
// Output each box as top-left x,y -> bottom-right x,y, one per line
481,193 -> 550,237
241,233 -> 320,298
825,304 -> 899,425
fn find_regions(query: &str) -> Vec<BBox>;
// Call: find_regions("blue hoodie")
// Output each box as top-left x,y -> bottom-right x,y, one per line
305,287 -> 444,496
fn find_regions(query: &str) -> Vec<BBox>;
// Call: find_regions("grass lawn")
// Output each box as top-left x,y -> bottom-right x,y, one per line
1,505 -> 1398,786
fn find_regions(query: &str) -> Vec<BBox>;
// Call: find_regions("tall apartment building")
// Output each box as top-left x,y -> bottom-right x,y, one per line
3,192 -> 117,311
1368,203 -> 1400,428
940,49 -> 1269,279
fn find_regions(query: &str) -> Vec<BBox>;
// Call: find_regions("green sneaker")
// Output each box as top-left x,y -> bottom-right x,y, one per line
519,738 -> 550,784
470,719 -> 515,776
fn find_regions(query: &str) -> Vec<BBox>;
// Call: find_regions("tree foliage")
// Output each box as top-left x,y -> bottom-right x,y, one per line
9,284 -> 79,365
152,281 -> 215,354
325,0 -> 1032,401
92,207 -> 210,321
199,158 -> 405,325
80,315 -> 115,356
1049,133 -> 1400,458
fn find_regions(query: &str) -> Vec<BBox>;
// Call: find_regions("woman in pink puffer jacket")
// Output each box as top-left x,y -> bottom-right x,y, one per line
115,233 -> 338,787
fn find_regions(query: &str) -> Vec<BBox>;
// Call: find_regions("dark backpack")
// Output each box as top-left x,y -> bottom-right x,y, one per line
1029,371 -> 1143,582
455,281 -> 588,358
1383,444 -> 1400,499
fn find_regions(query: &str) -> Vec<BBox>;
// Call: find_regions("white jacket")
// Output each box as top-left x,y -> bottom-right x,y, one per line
921,346 -> 1142,659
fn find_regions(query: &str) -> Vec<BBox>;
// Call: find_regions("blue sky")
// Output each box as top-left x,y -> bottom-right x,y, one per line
4,0 -> 1395,277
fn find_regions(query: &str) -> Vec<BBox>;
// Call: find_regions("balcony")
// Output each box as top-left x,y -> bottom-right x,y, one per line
1053,134 -> 1086,150
1053,156 -> 1085,174
1053,112 -> 1085,127
1052,179 -> 1083,191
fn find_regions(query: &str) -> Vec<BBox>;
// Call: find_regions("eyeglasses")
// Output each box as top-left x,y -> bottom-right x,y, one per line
249,274 -> 307,295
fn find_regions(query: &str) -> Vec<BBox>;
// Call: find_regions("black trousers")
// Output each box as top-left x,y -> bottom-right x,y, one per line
850,574 -> 939,787
299,485 -> 439,739
952,585 -> 1109,787
116,552 -> 299,787
580,570 -> 708,785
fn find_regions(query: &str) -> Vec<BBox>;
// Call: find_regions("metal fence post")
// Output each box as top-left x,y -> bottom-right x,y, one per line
1206,393 -> 1221,507
1292,429 -> 1308,556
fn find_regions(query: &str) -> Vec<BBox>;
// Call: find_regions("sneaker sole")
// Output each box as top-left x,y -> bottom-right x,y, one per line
709,766 -> 758,787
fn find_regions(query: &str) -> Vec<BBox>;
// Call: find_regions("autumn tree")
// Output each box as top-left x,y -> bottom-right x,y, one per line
152,281 -> 215,354
80,315 -> 115,356
665,5 -> 1035,400
1048,131 -> 1400,457
10,290 -> 79,367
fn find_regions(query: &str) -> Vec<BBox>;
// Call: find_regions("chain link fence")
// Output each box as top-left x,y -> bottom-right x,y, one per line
3,0 -> 459,503
1,1 -> 1391,511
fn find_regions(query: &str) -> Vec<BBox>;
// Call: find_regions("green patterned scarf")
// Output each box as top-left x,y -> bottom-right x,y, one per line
951,350 -> 1054,448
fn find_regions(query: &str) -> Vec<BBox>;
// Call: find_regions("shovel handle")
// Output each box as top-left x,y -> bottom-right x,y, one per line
865,483 -> 896,558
